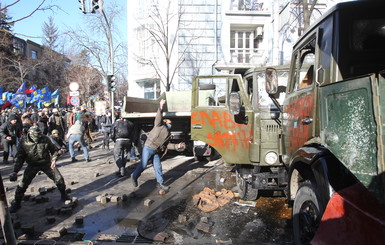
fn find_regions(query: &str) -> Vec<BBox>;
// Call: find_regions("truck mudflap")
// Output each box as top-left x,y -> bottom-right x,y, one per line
312,183 -> 385,244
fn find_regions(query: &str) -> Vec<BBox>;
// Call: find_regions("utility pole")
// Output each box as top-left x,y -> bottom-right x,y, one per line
79,0 -> 115,121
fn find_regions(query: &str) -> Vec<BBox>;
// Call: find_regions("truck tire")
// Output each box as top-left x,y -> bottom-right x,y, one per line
293,181 -> 323,245
236,170 -> 259,201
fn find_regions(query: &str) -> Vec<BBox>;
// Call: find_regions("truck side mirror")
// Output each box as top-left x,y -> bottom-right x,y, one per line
229,92 -> 241,115
265,68 -> 278,95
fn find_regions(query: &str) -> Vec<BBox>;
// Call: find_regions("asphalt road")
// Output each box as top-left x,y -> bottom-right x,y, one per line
1,133 -> 294,244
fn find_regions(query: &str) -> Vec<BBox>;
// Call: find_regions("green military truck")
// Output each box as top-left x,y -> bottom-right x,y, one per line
261,1 -> 385,244
191,65 -> 289,201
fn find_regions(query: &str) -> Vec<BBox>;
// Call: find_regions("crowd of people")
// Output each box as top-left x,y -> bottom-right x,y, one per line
2,99 -> 185,213
1,105 -> 104,212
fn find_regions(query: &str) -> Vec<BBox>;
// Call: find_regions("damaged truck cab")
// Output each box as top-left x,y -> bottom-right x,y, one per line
266,1 -> 385,244
191,66 -> 289,201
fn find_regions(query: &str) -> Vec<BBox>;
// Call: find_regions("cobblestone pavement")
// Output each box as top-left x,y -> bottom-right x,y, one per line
0,133 -> 294,244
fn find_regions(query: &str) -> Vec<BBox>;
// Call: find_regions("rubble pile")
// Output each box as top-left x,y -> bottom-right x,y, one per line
192,187 -> 235,212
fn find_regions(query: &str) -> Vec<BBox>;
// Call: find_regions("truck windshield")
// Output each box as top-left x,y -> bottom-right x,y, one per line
340,13 -> 385,77
352,18 -> 385,52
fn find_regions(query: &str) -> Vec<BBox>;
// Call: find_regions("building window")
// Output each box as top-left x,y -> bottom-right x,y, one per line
143,80 -> 160,99
12,38 -> 25,56
31,50 -> 38,59
230,29 -> 262,64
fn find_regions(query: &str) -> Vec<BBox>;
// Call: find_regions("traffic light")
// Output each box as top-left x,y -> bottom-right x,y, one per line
107,75 -> 116,92
79,0 -> 86,14
91,0 -> 99,13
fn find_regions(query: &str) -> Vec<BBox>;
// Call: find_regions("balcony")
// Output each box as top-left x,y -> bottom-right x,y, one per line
230,48 -> 264,65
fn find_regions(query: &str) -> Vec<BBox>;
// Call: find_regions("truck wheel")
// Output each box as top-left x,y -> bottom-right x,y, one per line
293,181 -> 323,245
236,170 -> 258,201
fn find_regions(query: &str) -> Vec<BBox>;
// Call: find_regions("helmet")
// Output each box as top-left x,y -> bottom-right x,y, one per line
29,126 -> 42,142
51,129 -> 59,135
29,126 -> 41,134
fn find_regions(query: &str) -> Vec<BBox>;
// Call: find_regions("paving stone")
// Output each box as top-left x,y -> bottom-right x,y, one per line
60,207 -> 72,215
58,227 -> 68,236
196,221 -> 211,233
200,216 -> 209,223
178,214 -> 187,223
144,199 -> 154,207
38,187 -> 47,195
75,216 -> 84,225
153,231 -> 169,241
96,195 -> 103,202
72,197 -> 79,206
46,216 -> 56,224
110,195 -> 121,203
100,196 -> 108,204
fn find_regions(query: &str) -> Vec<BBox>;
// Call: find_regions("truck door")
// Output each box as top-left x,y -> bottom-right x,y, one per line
191,75 -> 253,164
319,74 -> 380,196
283,37 -> 317,161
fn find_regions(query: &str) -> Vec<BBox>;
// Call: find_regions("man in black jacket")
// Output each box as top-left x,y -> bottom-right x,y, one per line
110,117 -> 134,177
0,114 -> 22,164
9,126 -> 69,212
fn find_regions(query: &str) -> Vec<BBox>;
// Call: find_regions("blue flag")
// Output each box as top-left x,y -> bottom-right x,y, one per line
16,82 -> 27,94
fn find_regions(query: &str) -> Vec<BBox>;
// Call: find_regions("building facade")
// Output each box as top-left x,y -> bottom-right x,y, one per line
127,0 -> 336,98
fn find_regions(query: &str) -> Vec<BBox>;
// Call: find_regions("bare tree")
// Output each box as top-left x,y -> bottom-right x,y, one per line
283,0 -> 334,36
65,64 -> 104,107
0,55 -> 43,90
134,0 -> 199,91
66,1 -> 127,103
0,0 -> 60,91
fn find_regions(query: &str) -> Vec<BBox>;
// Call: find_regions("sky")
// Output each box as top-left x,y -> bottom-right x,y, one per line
4,0 -> 127,45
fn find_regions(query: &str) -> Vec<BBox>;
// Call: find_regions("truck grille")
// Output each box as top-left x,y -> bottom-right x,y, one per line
266,124 -> 279,133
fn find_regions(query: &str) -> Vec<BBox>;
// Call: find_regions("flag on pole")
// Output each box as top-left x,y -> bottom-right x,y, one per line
26,85 -> 36,94
16,82 -> 26,94
66,93 -> 71,105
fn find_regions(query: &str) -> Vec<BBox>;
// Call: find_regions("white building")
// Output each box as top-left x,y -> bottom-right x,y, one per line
127,0 -> 336,98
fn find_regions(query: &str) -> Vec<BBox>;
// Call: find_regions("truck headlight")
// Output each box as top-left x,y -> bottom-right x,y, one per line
265,152 -> 278,164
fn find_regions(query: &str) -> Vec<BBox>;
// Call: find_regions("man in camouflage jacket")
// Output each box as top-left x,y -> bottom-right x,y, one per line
9,126 -> 69,212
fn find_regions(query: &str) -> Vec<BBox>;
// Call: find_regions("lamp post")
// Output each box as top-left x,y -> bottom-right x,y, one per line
100,9 -> 116,122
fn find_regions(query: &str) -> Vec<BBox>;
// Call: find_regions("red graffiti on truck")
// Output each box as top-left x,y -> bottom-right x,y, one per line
285,93 -> 314,153
191,110 -> 251,151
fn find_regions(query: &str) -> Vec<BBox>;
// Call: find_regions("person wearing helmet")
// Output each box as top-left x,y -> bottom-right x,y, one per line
49,129 -> 68,155
9,126 -> 69,213
48,108 -> 65,139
